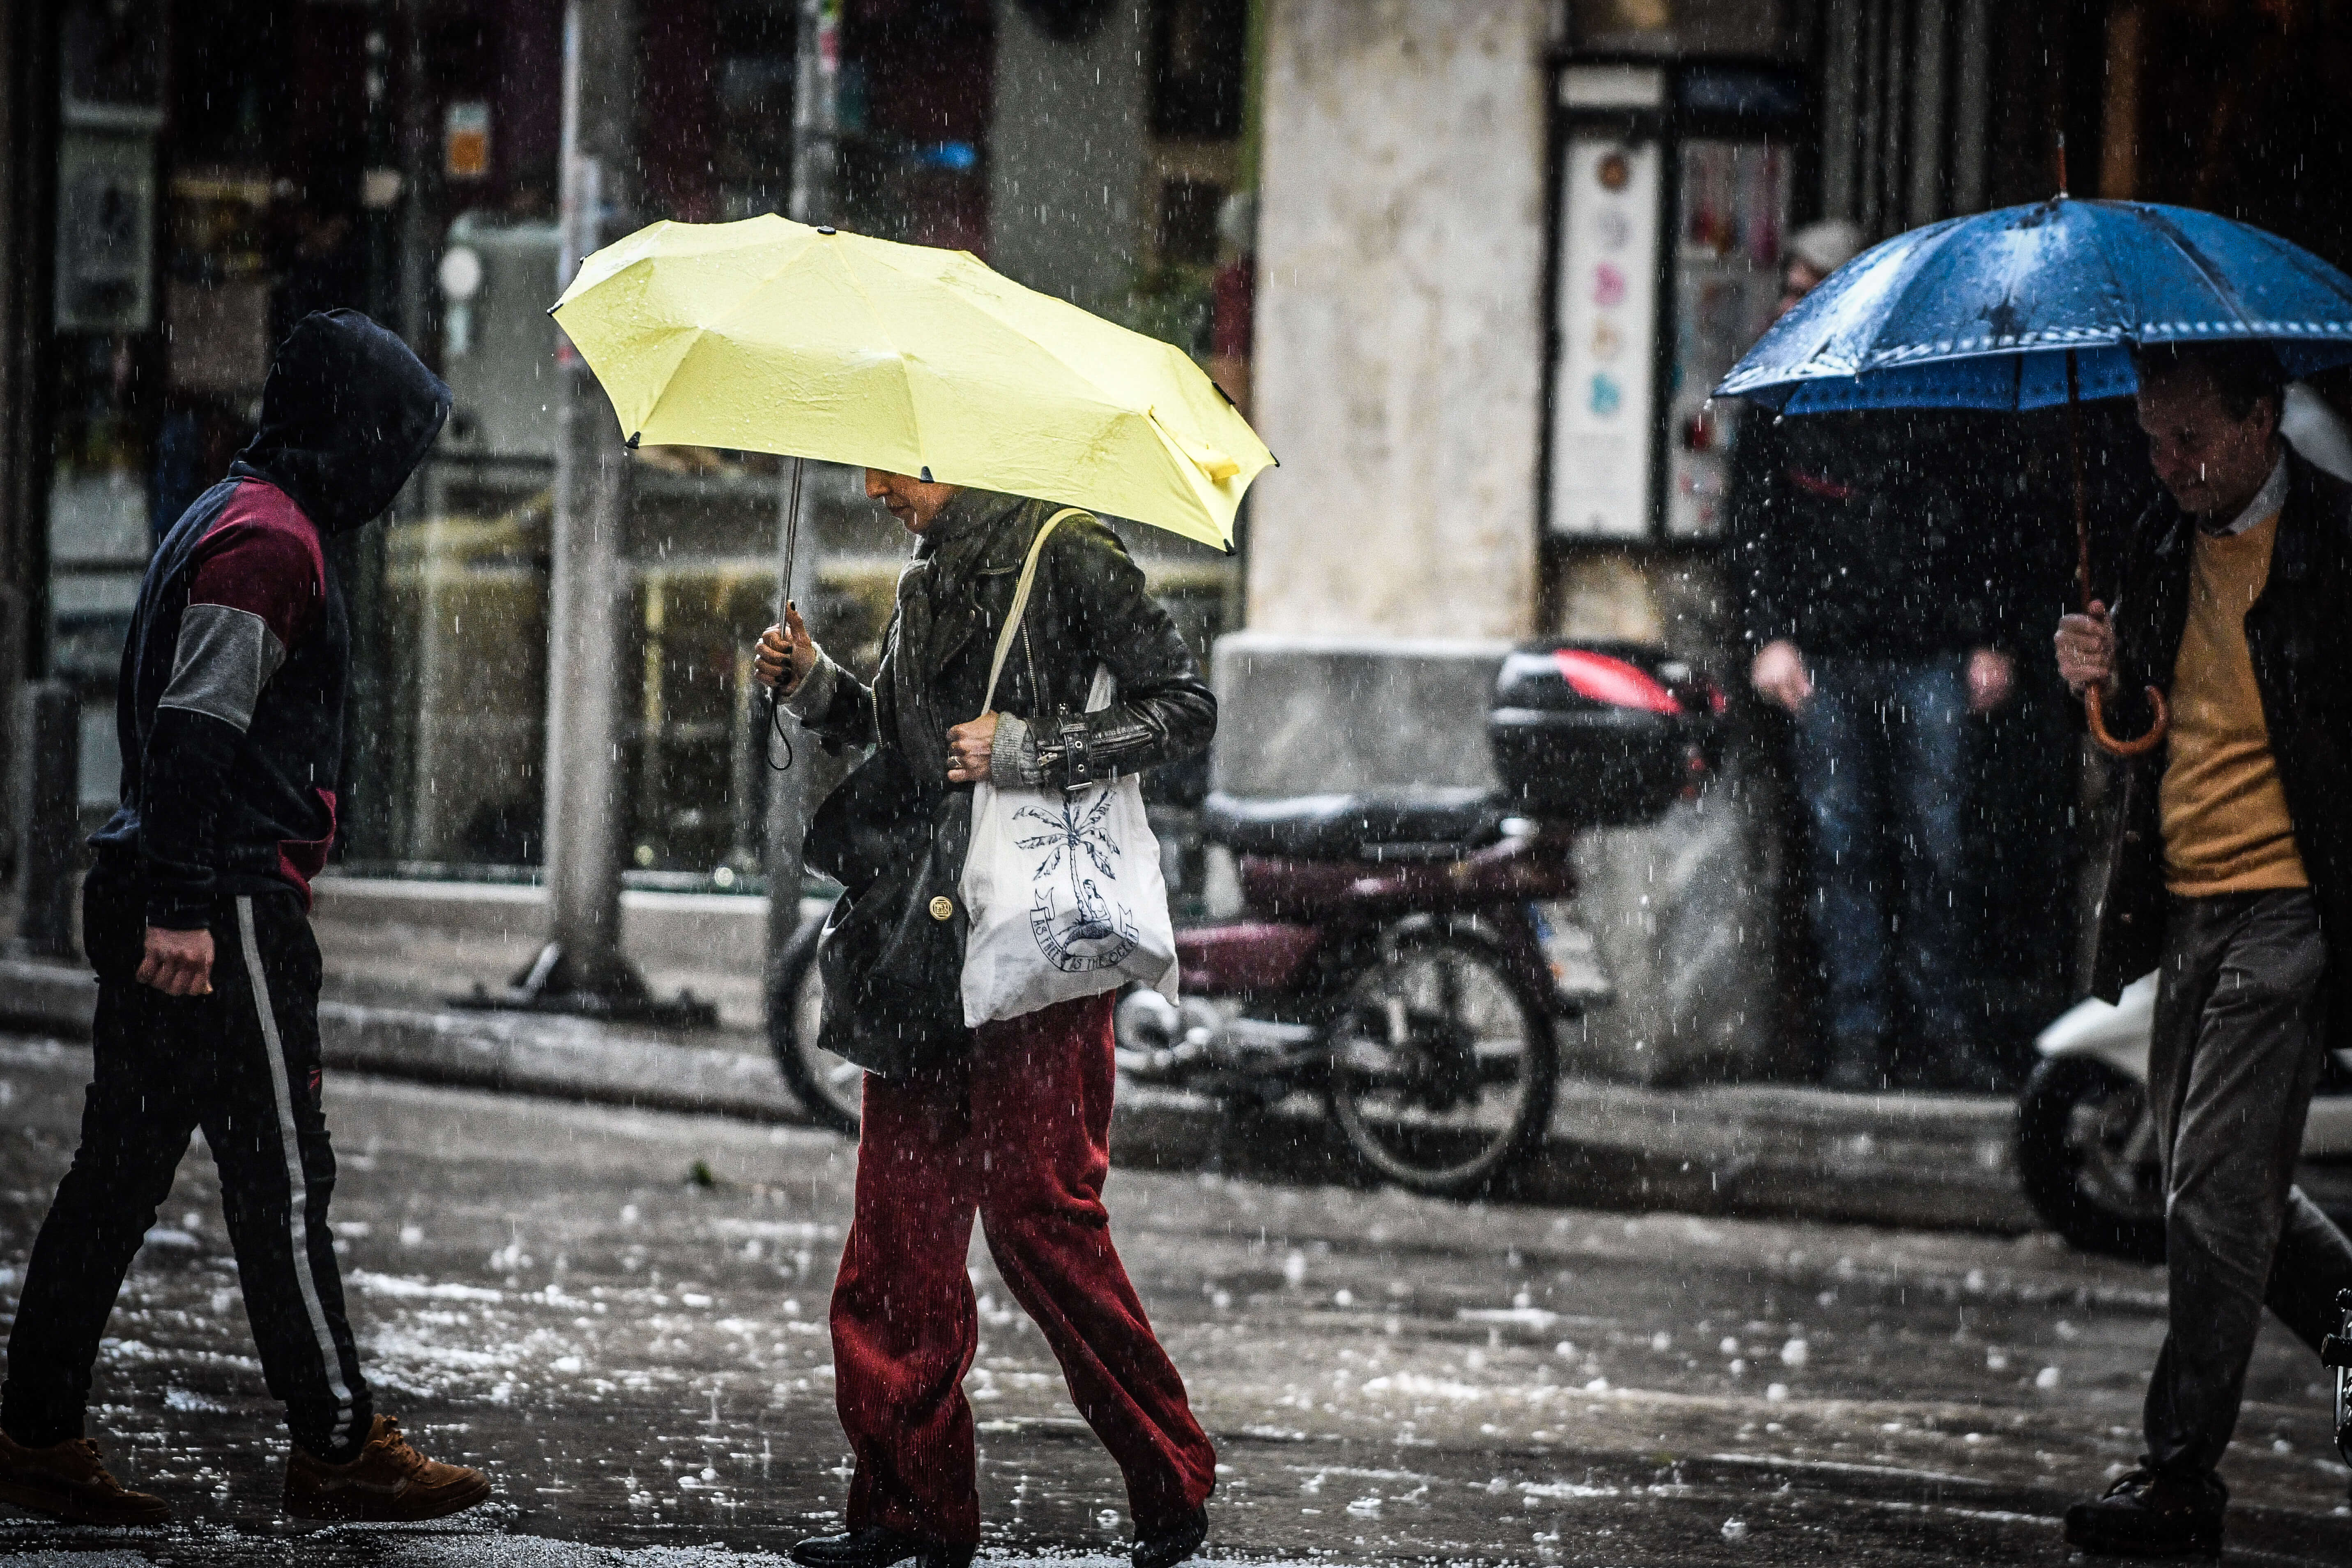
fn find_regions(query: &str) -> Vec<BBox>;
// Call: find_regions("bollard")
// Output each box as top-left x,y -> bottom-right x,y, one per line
14,681 -> 81,958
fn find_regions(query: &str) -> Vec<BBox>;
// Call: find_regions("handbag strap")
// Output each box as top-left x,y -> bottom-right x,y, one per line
978,507 -> 1087,719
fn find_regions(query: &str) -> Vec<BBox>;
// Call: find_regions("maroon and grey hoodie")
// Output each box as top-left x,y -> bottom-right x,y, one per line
92,311 -> 449,929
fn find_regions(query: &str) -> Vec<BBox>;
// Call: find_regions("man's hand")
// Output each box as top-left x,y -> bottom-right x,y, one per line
138,925 -> 214,997
2055,601 -> 2118,696
947,713 -> 1000,784
754,603 -> 817,696
1751,639 -> 1814,714
1966,647 -> 2016,714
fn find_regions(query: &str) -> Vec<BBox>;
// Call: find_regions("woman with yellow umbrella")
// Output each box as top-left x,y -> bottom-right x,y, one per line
556,215 -> 1270,1568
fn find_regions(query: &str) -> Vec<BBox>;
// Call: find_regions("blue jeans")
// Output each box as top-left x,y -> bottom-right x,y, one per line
1789,656 -> 1975,1076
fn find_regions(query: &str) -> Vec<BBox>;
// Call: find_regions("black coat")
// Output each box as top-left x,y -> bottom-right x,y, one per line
798,489 -> 1217,792
795,489 -> 1215,1073
1729,409 -> 2030,660
2088,451 -> 2352,1052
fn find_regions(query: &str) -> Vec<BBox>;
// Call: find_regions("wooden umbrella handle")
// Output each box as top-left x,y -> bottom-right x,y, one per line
2086,683 -> 2169,757
2067,350 -> 2170,759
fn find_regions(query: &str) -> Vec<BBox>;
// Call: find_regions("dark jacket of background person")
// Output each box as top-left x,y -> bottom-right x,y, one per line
2089,449 -> 2352,1051
90,311 -> 451,929
1729,409 -> 2021,659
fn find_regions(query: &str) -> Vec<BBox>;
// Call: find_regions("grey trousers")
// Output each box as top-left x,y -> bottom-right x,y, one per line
2144,889 -> 2352,1477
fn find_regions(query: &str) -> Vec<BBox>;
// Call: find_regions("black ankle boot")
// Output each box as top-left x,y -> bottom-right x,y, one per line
1133,1504 -> 1209,1568
791,1527 -> 975,1568
2062,1467 -> 2225,1557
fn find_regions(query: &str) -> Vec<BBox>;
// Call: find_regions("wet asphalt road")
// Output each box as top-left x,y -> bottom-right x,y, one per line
1,1028 -> 2350,1566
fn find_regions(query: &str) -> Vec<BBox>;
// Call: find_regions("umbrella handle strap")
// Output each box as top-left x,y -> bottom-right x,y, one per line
2086,683 -> 2169,758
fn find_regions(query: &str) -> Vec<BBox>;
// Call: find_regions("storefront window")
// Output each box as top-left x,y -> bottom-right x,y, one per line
48,0 -> 167,815
39,0 -> 1243,889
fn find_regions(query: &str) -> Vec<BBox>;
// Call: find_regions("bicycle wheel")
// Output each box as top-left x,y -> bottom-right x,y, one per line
769,916 -> 863,1135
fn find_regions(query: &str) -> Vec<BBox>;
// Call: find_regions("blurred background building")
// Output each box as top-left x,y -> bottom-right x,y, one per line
2,0 -> 2348,1073
0,0 -> 1254,897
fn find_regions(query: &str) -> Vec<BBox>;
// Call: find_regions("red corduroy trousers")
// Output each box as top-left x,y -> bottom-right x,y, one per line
830,992 -> 1216,1546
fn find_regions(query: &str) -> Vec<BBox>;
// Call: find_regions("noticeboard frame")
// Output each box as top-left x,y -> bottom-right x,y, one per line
1537,53 -> 1811,552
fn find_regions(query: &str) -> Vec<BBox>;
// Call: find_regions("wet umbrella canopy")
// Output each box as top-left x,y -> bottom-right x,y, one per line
1715,196 -> 2352,753
1717,198 -> 2352,414
549,214 -> 1274,552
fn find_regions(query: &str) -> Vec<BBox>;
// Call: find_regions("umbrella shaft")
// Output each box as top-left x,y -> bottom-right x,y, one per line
2068,350 -> 2091,610
778,455 -> 805,627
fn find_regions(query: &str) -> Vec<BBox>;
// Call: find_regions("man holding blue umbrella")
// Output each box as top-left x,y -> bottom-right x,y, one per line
1718,191 -> 2352,1551
2055,342 -> 2352,1556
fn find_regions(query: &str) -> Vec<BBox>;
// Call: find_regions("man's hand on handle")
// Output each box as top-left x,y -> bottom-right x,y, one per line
2055,601 -> 2120,697
138,925 -> 214,996
755,603 -> 818,697
1751,638 -> 1814,714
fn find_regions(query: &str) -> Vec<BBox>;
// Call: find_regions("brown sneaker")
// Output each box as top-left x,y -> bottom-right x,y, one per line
282,1414 -> 490,1522
0,1430 -> 170,1526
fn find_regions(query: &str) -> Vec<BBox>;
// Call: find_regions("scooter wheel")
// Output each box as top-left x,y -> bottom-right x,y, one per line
769,900 -> 862,1136
1325,929 -> 1558,1199
2015,1056 -> 2164,1262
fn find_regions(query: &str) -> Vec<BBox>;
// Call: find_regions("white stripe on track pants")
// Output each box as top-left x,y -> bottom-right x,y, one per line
2,869 -> 369,1458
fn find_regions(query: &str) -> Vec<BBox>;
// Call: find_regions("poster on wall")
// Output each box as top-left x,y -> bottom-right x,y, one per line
1667,140 -> 1788,538
1549,136 -> 1661,539
54,131 -> 156,333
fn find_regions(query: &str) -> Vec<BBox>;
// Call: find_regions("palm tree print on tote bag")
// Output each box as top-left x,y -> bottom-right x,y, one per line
1013,791 -> 1142,973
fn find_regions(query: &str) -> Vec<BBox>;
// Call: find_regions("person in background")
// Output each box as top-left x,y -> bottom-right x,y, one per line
0,313 -> 490,1527
2055,342 -> 2352,1557
1728,219 -> 2016,1093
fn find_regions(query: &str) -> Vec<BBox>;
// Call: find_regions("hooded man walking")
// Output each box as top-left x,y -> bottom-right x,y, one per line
756,472 -> 1218,1568
0,311 -> 491,1526
2055,342 -> 2352,1555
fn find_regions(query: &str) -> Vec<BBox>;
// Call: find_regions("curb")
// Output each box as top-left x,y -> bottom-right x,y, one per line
0,956 -> 2037,1233
1,955 -> 808,1124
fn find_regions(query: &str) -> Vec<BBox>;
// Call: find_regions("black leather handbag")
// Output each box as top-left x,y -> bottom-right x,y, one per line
803,744 -> 973,1080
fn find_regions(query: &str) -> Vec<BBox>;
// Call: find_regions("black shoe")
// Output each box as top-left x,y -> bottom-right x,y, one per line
2062,1468 -> 2225,1557
1133,1504 -> 1209,1568
791,1527 -> 975,1568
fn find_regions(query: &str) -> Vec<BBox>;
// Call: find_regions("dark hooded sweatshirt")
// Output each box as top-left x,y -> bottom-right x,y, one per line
91,311 -> 450,928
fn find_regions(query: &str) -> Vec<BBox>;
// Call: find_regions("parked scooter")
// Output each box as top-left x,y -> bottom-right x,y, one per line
1116,642 -> 1719,1197
2328,1290 -> 2352,1466
2017,976 -> 2352,1260
772,642 -> 1721,1201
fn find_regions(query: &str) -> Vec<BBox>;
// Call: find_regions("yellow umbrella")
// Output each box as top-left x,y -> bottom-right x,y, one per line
550,214 -> 1273,550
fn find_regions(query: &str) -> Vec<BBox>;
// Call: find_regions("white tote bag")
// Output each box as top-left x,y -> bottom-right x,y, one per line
960,509 -> 1178,1027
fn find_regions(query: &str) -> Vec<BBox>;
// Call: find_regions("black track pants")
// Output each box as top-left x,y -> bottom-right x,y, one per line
1,867 -> 372,1459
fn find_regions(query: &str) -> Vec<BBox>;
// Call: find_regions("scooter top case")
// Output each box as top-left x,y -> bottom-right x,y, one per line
1487,642 -> 1722,827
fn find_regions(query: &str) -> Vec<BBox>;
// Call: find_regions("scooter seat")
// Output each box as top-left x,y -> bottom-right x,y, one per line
1201,787 -> 1509,860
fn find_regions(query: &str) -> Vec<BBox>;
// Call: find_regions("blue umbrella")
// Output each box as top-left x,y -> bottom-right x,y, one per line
1717,198 -> 2352,413
1713,196 -> 2352,753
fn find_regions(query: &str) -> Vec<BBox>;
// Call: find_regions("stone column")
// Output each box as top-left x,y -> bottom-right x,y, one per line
986,0 -> 1150,309
761,0 -> 844,1031
1247,0 -> 1548,639
536,0 -> 644,1002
